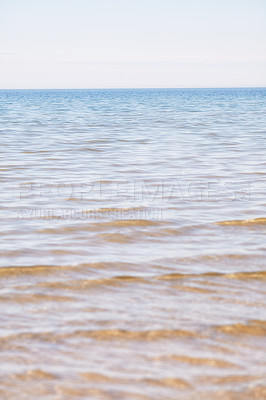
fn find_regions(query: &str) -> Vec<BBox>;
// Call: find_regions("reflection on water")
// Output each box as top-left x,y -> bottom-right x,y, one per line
0,88 -> 266,399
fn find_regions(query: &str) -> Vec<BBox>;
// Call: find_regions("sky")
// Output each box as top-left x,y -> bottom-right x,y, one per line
0,0 -> 265,88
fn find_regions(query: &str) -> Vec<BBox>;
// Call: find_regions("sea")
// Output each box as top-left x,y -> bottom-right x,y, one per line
0,88 -> 265,399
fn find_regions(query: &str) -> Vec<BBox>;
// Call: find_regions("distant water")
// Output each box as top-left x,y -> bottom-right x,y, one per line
0,88 -> 266,399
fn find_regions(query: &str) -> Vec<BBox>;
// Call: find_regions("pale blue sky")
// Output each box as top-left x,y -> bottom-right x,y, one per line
0,0 -> 265,88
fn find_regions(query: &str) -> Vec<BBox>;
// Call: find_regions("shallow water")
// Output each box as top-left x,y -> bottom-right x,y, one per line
0,88 -> 266,399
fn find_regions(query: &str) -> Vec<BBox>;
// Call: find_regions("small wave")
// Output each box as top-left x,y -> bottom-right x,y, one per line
0,293 -> 74,303
0,262 -> 135,277
143,377 -> 190,389
11,369 -> 57,381
0,328 -> 199,344
156,271 -> 266,281
80,372 -> 116,382
2,264 -> 264,282
0,265 -> 65,277
216,217 -> 266,226
37,275 -> 146,290
154,354 -> 238,368
216,320 -> 266,336
204,374 -> 263,385
154,253 -> 266,268
80,372 -> 191,390
224,271 -> 266,280
105,219 -> 163,227
74,328 -> 199,341
97,232 -> 133,243
37,218 -> 163,234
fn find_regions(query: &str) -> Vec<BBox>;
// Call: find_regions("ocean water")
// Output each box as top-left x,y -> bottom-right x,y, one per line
0,88 -> 265,399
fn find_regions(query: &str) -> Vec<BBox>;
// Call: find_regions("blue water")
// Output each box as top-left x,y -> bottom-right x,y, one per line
0,88 -> 266,399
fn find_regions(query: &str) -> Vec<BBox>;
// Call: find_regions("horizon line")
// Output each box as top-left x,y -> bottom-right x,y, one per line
0,86 -> 265,91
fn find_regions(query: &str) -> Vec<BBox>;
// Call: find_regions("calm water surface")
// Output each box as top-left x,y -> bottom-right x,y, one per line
0,88 -> 266,399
